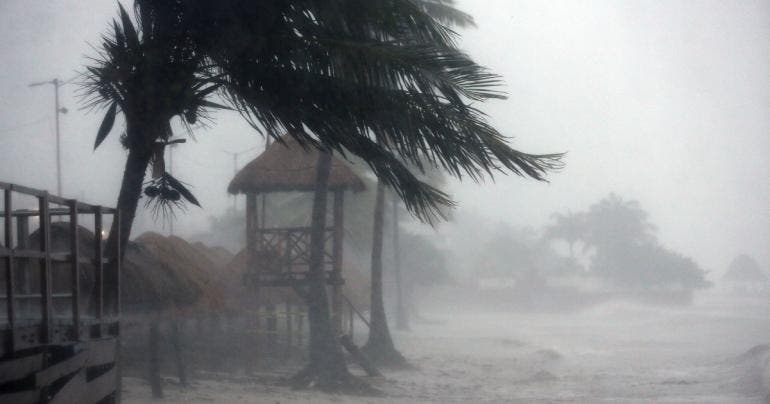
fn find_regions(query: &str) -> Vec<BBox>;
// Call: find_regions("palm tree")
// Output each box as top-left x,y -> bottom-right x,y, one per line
544,211 -> 586,259
82,0 -> 563,390
362,180 -> 411,368
584,194 -> 656,251
361,0 -> 473,367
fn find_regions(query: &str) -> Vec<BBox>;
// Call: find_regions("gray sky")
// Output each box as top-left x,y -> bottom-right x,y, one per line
0,0 -> 768,274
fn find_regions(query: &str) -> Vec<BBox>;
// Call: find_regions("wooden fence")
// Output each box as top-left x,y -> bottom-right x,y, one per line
0,182 -> 120,403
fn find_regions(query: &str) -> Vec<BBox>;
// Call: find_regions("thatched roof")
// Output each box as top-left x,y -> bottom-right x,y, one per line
133,233 -> 233,312
228,135 -> 366,194
31,224 -> 231,312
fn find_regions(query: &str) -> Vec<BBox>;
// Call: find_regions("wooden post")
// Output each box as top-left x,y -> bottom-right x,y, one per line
297,310 -> 304,350
170,318 -> 188,386
285,302 -> 293,358
4,188 -> 15,352
348,300 -> 354,338
246,193 -> 258,300
148,317 -> 163,398
94,206 -> 104,333
114,207 -> 123,404
39,194 -> 52,344
68,200 -> 80,340
115,208 -> 121,320
246,193 -> 257,269
16,216 -> 29,317
266,303 -> 277,355
331,191 -> 344,333
245,193 -> 261,364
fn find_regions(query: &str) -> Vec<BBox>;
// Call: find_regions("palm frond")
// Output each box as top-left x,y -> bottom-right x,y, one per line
412,0 -> 477,28
81,0 -> 564,222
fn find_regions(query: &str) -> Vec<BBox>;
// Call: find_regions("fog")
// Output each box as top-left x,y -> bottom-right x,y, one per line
0,0 -> 769,403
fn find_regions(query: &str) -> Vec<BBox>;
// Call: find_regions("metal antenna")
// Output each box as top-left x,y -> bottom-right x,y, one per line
223,145 -> 261,210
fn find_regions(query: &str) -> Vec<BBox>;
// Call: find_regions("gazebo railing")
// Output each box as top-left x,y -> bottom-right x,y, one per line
251,226 -> 341,286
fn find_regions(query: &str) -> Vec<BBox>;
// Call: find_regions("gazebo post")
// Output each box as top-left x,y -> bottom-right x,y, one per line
246,193 -> 258,282
331,190 -> 344,334
246,192 -> 262,360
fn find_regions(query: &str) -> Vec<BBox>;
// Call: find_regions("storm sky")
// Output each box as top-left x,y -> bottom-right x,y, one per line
0,0 -> 768,275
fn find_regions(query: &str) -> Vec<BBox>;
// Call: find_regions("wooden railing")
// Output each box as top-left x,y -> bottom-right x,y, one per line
251,226 -> 341,286
0,181 -> 120,403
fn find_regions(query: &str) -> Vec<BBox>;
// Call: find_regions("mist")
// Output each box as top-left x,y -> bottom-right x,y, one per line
0,0 -> 768,403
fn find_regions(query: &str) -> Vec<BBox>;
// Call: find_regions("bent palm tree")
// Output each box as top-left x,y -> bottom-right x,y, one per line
361,0 -> 476,367
82,0 -> 562,391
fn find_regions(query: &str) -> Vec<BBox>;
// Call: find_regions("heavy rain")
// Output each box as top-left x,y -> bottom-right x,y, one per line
0,1 -> 768,403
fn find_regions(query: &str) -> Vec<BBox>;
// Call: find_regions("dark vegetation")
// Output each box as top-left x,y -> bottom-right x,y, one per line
462,194 -> 711,310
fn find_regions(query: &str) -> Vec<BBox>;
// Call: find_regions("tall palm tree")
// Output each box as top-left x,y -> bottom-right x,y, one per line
82,0 -> 562,390
361,0 -> 473,367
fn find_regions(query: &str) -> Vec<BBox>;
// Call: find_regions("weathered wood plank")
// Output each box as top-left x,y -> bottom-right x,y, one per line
94,207 -> 103,325
4,188 -> 16,353
48,369 -> 86,404
87,338 -> 117,367
68,200 -> 80,340
39,193 -> 53,344
0,389 -> 40,404
114,209 -> 121,317
0,353 -> 44,384
35,350 -> 87,388
85,367 -> 116,403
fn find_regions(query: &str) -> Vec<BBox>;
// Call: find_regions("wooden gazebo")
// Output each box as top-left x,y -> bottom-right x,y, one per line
227,135 -> 365,331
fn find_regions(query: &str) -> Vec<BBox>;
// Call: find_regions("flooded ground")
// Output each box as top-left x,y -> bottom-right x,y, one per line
123,291 -> 770,403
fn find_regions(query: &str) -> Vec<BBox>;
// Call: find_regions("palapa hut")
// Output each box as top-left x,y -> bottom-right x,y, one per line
26,224 -> 223,315
228,134 -> 365,331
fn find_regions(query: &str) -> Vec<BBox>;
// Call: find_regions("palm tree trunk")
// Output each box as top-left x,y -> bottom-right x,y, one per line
101,145 -> 153,314
392,197 -> 409,331
292,150 -> 352,389
105,147 -> 153,260
362,181 -> 408,368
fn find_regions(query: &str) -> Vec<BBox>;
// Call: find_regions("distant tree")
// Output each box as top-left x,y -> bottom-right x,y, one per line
400,232 -> 451,287
723,254 -> 767,283
584,194 -> 656,252
591,242 -> 709,291
544,211 -> 586,259
475,224 -> 539,277
575,194 -> 708,292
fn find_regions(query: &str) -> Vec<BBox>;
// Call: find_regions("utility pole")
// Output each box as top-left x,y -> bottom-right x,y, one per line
223,151 -> 240,211
29,78 -> 67,197
223,145 -> 261,211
